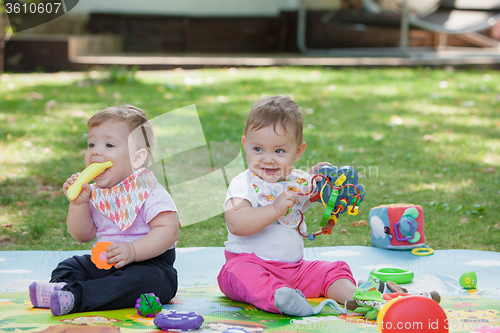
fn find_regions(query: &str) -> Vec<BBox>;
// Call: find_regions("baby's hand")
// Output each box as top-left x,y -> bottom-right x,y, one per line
273,191 -> 299,216
62,173 -> 91,205
106,242 -> 136,269
308,162 -> 332,181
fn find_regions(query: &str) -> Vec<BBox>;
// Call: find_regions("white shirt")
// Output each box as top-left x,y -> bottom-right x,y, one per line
224,169 -> 306,263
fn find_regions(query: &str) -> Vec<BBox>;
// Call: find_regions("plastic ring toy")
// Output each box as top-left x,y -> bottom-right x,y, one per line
411,247 -> 434,256
154,310 -> 204,331
370,268 -> 414,284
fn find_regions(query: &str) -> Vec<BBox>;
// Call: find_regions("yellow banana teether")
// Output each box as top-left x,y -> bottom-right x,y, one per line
67,161 -> 113,200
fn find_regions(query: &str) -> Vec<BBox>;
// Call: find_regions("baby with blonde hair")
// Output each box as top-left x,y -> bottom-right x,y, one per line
30,105 -> 179,316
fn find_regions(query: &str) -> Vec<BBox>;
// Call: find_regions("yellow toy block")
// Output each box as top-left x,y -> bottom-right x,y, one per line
347,205 -> 359,215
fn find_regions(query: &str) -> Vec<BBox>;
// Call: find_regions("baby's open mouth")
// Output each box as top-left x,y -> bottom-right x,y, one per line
262,168 -> 279,175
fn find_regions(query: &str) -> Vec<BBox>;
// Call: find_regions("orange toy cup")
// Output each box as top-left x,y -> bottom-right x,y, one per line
91,241 -> 116,270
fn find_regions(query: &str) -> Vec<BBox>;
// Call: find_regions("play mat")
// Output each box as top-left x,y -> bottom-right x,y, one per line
1,246 -> 500,332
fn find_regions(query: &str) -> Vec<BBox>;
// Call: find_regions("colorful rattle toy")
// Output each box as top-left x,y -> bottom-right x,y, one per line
154,310 -> 204,331
135,293 -> 162,317
67,161 -> 113,200
298,165 -> 365,241
459,271 -> 477,289
91,241 -> 115,270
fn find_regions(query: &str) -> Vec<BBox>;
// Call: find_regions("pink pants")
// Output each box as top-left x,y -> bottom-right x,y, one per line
217,251 -> 355,314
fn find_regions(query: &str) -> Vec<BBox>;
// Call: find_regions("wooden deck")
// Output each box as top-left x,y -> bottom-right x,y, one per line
70,47 -> 500,68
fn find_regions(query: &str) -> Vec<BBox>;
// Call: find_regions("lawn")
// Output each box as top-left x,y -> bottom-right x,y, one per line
0,67 -> 499,252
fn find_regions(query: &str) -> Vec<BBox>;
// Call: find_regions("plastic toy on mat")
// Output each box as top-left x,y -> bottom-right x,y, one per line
369,204 -> 425,250
154,310 -> 204,331
300,165 -> 365,241
370,268 -> 414,284
376,296 -> 448,332
135,293 -> 162,317
459,271 -> 477,289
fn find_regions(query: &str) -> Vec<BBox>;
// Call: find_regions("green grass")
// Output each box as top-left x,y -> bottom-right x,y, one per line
0,67 -> 499,252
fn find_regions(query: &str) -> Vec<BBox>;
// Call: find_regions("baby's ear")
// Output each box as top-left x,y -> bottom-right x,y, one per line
296,141 -> 306,159
132,148 -> 148,169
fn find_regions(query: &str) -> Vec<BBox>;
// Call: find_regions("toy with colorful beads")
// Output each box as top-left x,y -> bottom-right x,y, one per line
299,165 -> 365,241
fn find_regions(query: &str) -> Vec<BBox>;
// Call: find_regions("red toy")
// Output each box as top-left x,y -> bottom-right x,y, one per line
377,296 -> 448,332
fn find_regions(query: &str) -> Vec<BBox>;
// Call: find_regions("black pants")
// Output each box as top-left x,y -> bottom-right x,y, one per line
50,249 -> 177,313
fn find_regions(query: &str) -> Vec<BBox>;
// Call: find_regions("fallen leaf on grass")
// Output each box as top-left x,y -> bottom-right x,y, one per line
341,229 -> 349,234
28,92 -> 44,100
485,166 -> 495,173
460,218 -> 469,224
15,201 -> 27,206
1,224 -> 13,228
423,134 -> 434,142
351,220 -> 368,227
494,224 -> 500,230
44,100 -> 57,113
38,185 -> 55,191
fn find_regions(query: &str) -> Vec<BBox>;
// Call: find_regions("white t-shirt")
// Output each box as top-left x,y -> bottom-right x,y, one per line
224,169 -> 307,263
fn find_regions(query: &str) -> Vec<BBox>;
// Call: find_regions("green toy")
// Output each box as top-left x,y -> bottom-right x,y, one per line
135,293 -> 162,317
352,277 -> 387,320
353,289 -> 386,320
370,268 -> 414,284
459,271 -> 477,289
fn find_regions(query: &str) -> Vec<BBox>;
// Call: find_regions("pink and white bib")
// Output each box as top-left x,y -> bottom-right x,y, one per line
90,168 -> 157,231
